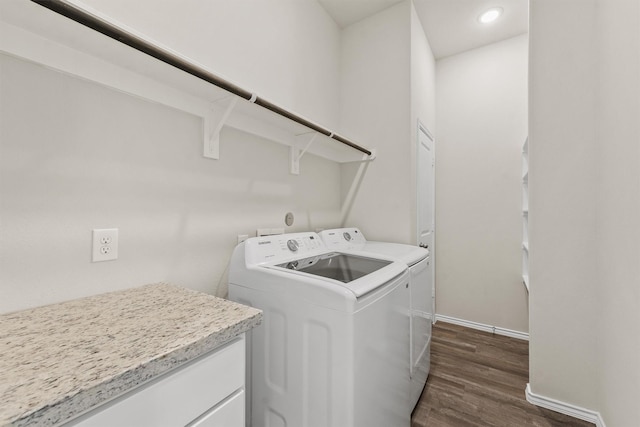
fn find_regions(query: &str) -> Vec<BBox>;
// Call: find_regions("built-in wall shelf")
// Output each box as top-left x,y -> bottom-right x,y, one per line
0,0 -> 375,174
522,137 -> 529,293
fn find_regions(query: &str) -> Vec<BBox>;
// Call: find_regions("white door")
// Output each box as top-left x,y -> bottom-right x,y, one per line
417,123 -> 434,248
416,122 -> 435,322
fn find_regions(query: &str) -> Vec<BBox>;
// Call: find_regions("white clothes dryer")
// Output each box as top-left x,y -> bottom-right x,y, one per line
319,227 -> 432,409
228,232 -> 411,427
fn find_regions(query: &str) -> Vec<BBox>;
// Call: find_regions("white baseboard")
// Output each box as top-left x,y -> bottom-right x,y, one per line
526,384 -> 606,427
434,314 -> 529,341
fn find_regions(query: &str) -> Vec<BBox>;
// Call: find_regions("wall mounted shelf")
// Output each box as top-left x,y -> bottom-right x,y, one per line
0,0 -> 374,174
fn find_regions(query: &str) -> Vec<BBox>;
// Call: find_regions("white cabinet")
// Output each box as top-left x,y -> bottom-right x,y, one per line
522,137 -> 529,292
188,390 -> 244,427
65,336 -> 245,427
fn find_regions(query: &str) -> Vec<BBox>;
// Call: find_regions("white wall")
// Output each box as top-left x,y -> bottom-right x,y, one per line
529,0 -> 640,423
70,0 -> 341,130
529,0 -> 599,408
339,0 -> 435,245
338,1 -> 412,242
410,1 -> 437,243
435,35 -> 529,333
0,0 -> 344,313
596,1 -> 640,423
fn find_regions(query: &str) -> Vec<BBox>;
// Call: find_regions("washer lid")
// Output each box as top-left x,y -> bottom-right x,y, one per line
362,242 -> 429,266
276,252 -> 392,283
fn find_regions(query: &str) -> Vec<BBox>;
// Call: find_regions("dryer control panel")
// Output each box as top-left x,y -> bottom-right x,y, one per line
244,232 -> 326,265
319,227 -> 367,250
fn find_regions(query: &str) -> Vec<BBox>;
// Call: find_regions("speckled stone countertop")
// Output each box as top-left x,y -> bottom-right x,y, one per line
0,283 -> 262,427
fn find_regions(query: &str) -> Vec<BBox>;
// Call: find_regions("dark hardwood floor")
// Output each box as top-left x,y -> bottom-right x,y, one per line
411,322 -> 595,427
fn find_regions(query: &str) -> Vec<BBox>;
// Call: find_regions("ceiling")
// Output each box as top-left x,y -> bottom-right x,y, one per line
318,0 -> 529,59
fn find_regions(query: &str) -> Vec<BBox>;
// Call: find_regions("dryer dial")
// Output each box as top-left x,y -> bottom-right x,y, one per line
343,232 -> 352,242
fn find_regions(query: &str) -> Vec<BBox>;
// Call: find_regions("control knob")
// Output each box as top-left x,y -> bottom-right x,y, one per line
287,239 -> 299,252
343,232 -> 352,242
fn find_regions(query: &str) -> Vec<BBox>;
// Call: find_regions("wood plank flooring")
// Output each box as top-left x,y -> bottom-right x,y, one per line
411,322 -> 595,427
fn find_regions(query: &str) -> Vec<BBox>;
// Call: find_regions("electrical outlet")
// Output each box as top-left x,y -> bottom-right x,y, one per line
92,228 -> 118,262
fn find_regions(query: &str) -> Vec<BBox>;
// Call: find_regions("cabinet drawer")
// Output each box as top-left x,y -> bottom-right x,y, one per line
66,337 -> 245,427
188,390 -> 244,427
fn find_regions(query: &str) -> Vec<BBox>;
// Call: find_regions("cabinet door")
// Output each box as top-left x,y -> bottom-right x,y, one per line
66,337 -> 244,427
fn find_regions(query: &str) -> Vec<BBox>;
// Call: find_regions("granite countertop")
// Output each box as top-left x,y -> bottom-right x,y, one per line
0,283 -> 262,427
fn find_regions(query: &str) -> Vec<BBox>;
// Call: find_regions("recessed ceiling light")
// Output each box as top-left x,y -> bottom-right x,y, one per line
478,7 -> 503,24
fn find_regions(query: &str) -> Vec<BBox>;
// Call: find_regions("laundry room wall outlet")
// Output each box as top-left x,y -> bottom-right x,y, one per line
92,228 -> 118,262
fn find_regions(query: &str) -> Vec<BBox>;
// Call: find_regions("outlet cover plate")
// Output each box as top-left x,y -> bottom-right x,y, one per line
92,228 -> 118,262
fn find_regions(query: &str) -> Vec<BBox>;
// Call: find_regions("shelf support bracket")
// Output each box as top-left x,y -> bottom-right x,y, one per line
343,149 -> 377,163
364,149 -> 377,161
204,97 -> 238,159
290,133 -> 318,175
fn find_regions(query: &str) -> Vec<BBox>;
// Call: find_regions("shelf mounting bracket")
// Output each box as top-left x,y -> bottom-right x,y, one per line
364,149 -> 377,161
204,97 -> 238,159
290,132 -> 318,175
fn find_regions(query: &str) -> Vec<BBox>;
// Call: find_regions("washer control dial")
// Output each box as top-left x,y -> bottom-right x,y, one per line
343,232 -> 352,242
287,239 -> 299,252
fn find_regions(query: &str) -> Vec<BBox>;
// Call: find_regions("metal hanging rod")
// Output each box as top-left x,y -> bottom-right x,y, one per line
31,0 -> 372,157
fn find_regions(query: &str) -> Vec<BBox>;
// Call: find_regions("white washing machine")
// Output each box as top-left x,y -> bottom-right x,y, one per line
228,232 -> 411,427
319,227 -> 432,410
